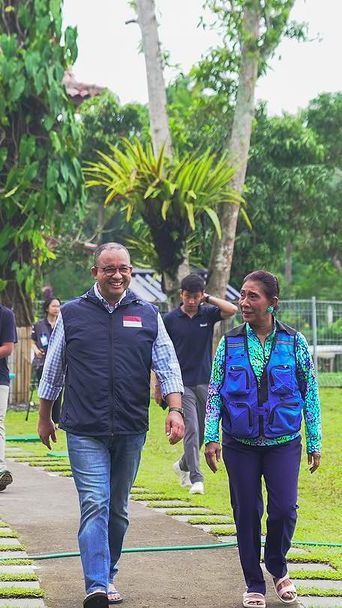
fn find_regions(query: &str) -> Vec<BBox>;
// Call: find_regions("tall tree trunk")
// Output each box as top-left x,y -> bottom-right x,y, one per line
136,0 -> 172,157
331,251 -> 342,273
206,3 -> 260,296
163,255 -> 191,309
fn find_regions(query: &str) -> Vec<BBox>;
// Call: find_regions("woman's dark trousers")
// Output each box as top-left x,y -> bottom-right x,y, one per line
222,436 -> 302,594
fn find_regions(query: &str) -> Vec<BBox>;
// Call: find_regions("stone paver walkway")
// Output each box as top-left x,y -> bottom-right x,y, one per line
0,519 -> 45,608
2,447 -> 341,608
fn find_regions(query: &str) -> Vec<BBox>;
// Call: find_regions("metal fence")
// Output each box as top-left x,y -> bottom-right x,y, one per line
278,299 -> 342,387
21,298 -> 342,401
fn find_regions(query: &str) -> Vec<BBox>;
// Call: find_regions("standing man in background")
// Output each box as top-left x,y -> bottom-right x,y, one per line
38,242 -> 184,608
0,303 -> 17,491
156,273 -> 237,495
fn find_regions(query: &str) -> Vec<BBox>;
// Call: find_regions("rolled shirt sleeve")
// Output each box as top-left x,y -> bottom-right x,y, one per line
152,313 -> 183,397
38,313 -> 66,401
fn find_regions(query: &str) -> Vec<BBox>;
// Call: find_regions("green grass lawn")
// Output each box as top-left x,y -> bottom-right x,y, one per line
4,388 -> 342,569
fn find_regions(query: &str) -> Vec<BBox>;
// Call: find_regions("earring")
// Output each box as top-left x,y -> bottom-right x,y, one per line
266,305 -> 274,314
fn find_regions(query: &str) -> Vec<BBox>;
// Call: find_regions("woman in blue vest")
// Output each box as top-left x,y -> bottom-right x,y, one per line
204,270 -> 321,608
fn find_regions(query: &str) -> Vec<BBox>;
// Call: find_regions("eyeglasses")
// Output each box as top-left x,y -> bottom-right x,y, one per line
95,265 -> 133,276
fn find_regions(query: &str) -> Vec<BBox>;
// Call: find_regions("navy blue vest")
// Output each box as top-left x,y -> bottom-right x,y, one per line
59,288 -> 158,436
220,322 -> 304,439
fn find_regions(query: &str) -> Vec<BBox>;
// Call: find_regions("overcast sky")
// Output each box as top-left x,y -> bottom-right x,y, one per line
63,0 -> 342,115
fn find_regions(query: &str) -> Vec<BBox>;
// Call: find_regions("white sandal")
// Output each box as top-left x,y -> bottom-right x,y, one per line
272,575 -> 297,604
243,591 -> 266,608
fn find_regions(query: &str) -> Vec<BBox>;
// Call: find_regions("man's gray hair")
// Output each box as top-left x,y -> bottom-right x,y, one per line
93,242 -> 130,265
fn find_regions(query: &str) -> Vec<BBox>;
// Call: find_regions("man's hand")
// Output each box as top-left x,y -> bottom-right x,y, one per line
308,452 -> 321,473
38,399 -> 56,450
165,411 -> 184,444
38,417 -> 57,450
205,441 -> 221,473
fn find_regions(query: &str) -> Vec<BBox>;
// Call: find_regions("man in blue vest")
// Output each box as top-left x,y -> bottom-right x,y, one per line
38,243 -> 184,608
156,273 -> 237,495
0,304 -> 17,492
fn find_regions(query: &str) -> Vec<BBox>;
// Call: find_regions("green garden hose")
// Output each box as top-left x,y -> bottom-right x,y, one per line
6,434 -> 41,442
3,539 -> 338,561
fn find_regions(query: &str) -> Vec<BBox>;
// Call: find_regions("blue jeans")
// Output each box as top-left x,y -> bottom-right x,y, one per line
67,432 -> 146,595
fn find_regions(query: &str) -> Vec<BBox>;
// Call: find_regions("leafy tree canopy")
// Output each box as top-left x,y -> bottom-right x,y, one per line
306,92 -> 342,168
79,90 -> 150,162
0,0 -> 84,323
231,105 -> 327,284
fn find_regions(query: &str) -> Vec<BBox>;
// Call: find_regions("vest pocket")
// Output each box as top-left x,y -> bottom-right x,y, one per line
226,366 -> 250,395
226,402 -> 254,437
269,365 -> 294,395
267,402 -> 302,436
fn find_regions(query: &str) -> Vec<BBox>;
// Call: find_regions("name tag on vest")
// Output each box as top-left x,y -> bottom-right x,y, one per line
200,323 -> 208,327
123,315 -> 142,328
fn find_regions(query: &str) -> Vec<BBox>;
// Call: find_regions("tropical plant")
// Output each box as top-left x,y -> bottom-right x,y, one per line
84,138 -> 248,299
0,0 -> 84,326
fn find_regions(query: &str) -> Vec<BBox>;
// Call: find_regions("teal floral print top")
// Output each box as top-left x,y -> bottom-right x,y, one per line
204,321 -> 322,454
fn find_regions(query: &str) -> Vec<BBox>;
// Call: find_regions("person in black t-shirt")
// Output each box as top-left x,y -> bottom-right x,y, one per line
0,304 -> 17,491
156,274 -> 237,494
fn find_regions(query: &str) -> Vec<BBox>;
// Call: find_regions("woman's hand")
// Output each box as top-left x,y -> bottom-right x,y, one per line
205,441 -> 221,473
308,451 -> 321,473
34,346 -> 45,358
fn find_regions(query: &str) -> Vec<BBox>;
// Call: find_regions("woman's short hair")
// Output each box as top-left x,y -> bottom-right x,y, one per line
180,273 -> 205,293
43,297 -> 61,316
242,270 -> 279,309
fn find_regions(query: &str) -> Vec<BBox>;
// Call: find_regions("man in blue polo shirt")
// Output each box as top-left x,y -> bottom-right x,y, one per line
0,304 -> 17,492
159,273 -> 237,494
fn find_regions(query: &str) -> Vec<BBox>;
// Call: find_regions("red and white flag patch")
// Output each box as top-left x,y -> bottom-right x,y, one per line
123,315 -> 142,328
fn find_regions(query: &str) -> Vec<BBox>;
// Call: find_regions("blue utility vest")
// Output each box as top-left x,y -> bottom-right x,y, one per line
59,287 -> 158,436
220,322 -> 304,439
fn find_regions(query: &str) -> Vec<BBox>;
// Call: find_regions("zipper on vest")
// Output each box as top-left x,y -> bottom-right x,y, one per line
236,403 -> 252,427
245,333 -> 276,438
109,313 -> 115,436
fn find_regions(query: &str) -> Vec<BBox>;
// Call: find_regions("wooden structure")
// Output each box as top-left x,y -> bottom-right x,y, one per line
9,326 -> 32,405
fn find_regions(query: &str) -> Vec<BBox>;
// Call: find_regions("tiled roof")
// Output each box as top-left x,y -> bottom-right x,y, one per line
63,69 -> 105,105
130,268 -> 239,304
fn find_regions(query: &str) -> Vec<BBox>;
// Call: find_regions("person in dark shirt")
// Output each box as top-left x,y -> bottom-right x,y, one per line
156,273 -> 237,494
0,304 -> 17,491
31,297 -> 61,424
